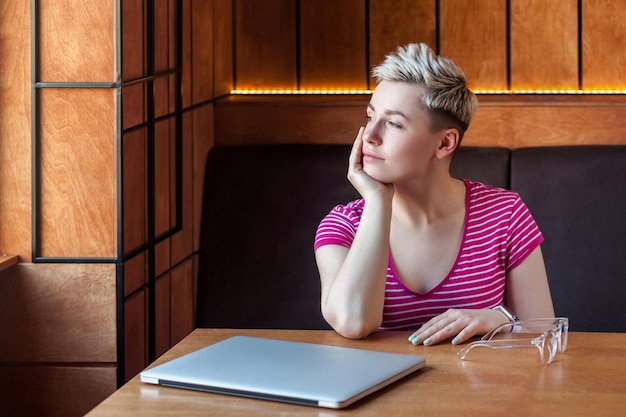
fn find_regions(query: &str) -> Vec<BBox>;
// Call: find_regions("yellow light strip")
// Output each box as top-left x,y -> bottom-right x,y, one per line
230,89 -> 373,95
473,89 -> 626,95
231,88 -> 626,95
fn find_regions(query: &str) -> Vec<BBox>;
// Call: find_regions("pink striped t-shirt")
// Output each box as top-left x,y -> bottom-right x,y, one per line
314,180 -> 544,331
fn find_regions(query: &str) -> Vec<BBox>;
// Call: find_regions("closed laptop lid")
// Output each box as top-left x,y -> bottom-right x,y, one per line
140,335 -> 425,409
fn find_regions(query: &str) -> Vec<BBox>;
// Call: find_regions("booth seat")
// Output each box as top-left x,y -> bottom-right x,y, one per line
196,145 -> 626,333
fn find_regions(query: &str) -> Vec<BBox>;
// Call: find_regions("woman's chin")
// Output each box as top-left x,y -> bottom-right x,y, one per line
363,166 -> 390,183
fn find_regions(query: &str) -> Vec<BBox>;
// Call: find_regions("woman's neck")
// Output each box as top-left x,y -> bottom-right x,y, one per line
391,175 -> 466,226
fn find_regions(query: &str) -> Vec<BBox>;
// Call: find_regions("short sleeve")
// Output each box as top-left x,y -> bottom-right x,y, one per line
506,196 -> 544,271
314,200 -> 364,252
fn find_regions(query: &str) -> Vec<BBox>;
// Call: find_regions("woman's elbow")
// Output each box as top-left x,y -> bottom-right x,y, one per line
323,311 -> 379,339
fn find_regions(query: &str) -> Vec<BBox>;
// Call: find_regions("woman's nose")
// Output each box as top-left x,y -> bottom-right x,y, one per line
363,124 -> 381,144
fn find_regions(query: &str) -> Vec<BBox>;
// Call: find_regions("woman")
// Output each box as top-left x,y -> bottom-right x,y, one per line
314,43 -> 554,346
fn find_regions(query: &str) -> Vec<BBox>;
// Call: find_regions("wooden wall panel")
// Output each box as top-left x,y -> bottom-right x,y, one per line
122,84 -> 147,129
124,251 -> 147,296
124,289 -> 147,382
369,0 -> 436,85
191,0 -> 214,103
0,263 -> 116,362
215,97 -> 626,147
465,104 -> 626,147
440,0 -> 508,89
215,97 -> 365,145
154,0 -> 177,73
235,0 -> 297,90
0,0 -> 31,260
213,0 -> 234,96
122,0 -> 146,80
0,366 -> 116,417
39,0 -> 115,82
170,110 -> 197,265
182,0 -> 193,107
155,273 -> 172,358
170,259 -> 195,345
582,0 -> 626,89
38,88 -> 117,258
190,104 -> 215,253
123,129 -> 148,254
154,119 -> 172,238
510,0 -> 578,90
154,75 -> 174,119
299,0 -> 367,89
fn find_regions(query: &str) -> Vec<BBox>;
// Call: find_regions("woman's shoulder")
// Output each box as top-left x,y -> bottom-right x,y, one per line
464,179 -> 521,201
329,199 -> 365,216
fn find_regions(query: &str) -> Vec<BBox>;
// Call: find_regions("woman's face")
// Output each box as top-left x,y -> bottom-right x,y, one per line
362,80 -> 441,184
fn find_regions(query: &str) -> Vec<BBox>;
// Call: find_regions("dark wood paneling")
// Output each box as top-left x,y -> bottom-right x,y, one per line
123,129 -> 148,254
182,0 -> 193,107
191,104 -> 215,253
122,83 -> 147,129
192,0 -> 214,103
122,0 -> 146,80
170,259 -> 195,346
0,263 -> 116,362
123,251 -> 147,297
154,119 -> 172,238
39,0 -> 115,82
582,0 -> 626,89
235,0 -> 297,90
369,0 -> 436,82
124,289 -> 147,382
170,109 -> 197,265
155,273 -> 172,358
510,0 -> 578,90
213,0 -> 234,96
0,365 -> 116,417
154,0 -> 172,72
299,0 -> 367,89
439,0 -> 508,90
154,75 -> 174,119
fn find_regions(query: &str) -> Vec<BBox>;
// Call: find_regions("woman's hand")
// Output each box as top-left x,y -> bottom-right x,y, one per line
408,308 -> 510,346
348,127 -> 394,201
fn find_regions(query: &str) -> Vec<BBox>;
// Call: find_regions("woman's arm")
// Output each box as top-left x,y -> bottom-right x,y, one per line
316,128 -> 394,339
505,246 -> 555,319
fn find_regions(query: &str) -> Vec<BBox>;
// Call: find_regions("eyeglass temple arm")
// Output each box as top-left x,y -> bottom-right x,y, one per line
457,339 -> 540,360
481,324 -> 513,341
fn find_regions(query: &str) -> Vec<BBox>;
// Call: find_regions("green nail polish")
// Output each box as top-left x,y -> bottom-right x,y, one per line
424,337 -> 432,345
452,337 -> 459,345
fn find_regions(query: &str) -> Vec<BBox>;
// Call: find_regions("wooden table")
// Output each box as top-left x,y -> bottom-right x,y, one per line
86,329 -> 626,417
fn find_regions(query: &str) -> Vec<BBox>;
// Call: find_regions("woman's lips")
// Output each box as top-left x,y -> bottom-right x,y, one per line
363,152 -> 383,163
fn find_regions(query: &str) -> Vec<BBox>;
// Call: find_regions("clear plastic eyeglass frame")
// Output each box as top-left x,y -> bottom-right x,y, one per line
457,317 -> 569,365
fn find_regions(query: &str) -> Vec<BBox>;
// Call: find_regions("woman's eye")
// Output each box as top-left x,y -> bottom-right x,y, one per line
365,115 -> 374,122
387,121 -> 402,128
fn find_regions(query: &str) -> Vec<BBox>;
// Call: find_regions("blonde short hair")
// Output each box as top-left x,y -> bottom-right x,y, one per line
372,43 -> 478,140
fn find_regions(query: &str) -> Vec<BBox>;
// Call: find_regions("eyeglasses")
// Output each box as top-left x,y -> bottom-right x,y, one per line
482,317 -> 569,352
457,317 -> 569,364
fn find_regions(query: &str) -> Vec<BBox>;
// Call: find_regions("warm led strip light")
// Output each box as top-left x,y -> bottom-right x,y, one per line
231,89 -> 373,95
473,89 -> 626,95
231,88 -> 626,95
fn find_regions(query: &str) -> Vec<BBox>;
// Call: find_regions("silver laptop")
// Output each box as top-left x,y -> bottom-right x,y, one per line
140,335 -> 425,409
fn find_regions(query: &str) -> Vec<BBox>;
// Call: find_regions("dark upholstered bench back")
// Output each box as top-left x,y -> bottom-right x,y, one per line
511,146 -> 626,332
197,144 -> 625,332
196,145 -> 511,330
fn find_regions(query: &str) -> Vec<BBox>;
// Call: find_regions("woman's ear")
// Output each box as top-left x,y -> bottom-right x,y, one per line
435,129 -> 460,159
